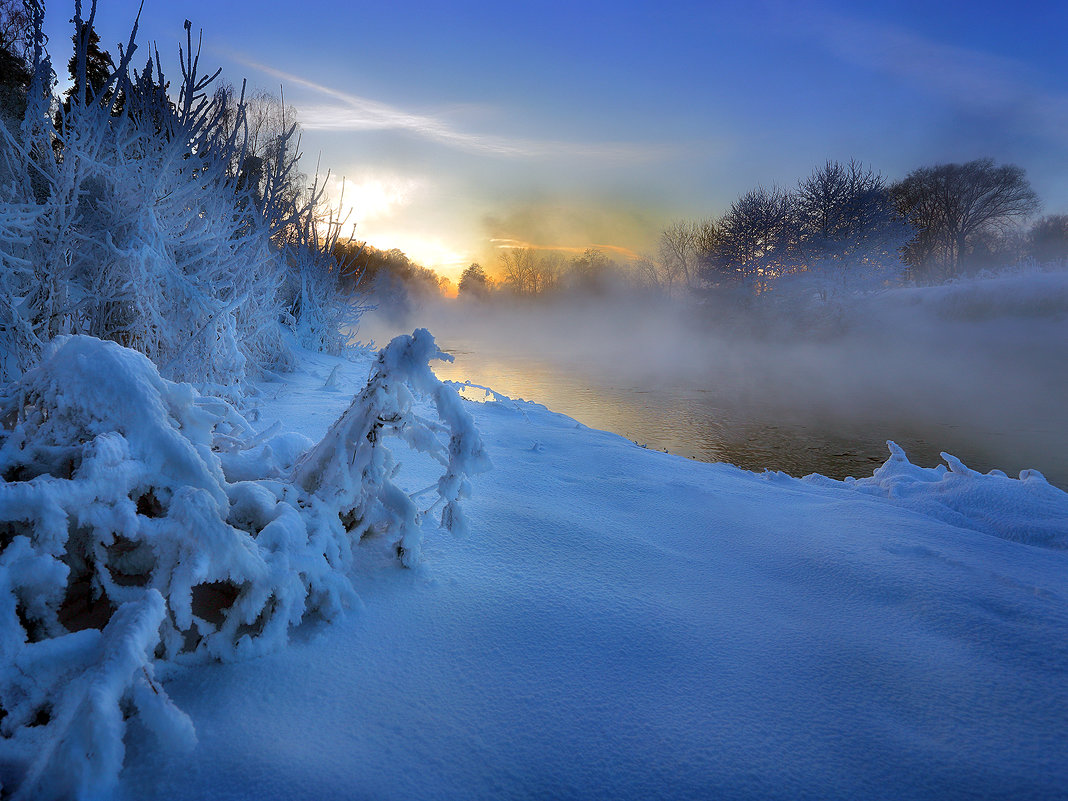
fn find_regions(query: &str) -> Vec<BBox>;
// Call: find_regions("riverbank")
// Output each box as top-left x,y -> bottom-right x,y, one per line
360,267 -> 1068,489
115,340 -> 1068,800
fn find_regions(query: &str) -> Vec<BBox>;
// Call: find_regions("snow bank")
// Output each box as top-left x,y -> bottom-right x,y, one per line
804,441 -> 1068,548
110,369 -> 1068,801
0,333 -> 487,798
900,267 -> 1068,321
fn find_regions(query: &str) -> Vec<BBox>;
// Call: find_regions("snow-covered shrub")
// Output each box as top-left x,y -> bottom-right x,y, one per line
294,328 -> 492,566
0,332 -> 488,798
275,180 -> 370,356
0,6 -> 362,387
1,591 -> 193,801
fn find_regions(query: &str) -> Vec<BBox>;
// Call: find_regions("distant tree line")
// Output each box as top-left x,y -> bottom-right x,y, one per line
651,157 -> 1061,300
332,240 -> 450,314
453,247 -> 632,301
352,245 -> 636,307
639,161 -> 910,300
452,158 -> 1065,308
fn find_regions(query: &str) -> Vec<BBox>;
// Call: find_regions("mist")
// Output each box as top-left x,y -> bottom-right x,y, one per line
357,267 -> 1068,489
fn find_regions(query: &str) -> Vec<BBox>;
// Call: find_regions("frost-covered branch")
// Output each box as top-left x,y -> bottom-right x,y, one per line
0,332 -> 489,797
0,2 -> 364,388
294,328 -> 492,566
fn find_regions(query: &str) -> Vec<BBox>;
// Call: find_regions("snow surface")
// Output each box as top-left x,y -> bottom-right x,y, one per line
107,344 -> 1068,801
0,334 -> 487,798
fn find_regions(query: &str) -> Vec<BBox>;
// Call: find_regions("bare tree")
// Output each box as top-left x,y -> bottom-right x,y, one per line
1029,215 -> 1068,265
498,248 -> 558,297
564,247 -> 615,292
657,218 -> 716,292
892,158 -> 1039,280
0,0 -> 33,73
890,171 -> 943,279
0,0 -> 35,125
499,248 -> 535,296
708,187 -> 799,292
537,252 -> 563,295
793,160 -> 909,298
796,161 -> 900,252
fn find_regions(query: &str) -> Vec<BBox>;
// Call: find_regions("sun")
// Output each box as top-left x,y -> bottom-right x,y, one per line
327,175 -> 420,229
323,175 -> 473,284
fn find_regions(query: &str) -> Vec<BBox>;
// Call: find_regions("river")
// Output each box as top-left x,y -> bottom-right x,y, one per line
426,340 -> 988,482
355,291 -> 1068,490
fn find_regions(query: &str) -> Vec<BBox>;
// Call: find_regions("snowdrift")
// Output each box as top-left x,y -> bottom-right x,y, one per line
0,333 -> 488,799
805,441 -> 1068,549
112,375 -> 1068,801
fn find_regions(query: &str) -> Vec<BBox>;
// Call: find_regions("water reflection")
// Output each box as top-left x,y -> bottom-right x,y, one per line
431,343 -> 955,483
356,314 -> 1067,490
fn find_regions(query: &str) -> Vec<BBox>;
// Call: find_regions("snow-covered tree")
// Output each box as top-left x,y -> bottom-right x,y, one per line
0,331 -> 489,798
0,4 -> 362,387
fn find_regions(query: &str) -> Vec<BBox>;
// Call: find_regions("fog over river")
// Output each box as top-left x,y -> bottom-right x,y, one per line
355,271 -> 1068,490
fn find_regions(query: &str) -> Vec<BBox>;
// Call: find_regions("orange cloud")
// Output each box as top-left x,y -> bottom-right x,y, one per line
489,238 -> 642,261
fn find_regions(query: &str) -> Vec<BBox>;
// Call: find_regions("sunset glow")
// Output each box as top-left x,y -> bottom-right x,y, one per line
8,3 -> 1068,799
49,0 -> 1068,277
328,175 -> 422,226
489,238 -> 643,261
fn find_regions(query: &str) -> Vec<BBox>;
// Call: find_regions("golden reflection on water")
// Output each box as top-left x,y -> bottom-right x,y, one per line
430,342 -> 930,481
354,319 -> 1067,489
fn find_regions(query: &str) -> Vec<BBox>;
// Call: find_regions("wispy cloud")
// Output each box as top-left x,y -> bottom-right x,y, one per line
802,11 -> 1068,144
230,55 -> 671,161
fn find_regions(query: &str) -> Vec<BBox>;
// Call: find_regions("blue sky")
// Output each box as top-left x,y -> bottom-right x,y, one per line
45,1 -> 1068,278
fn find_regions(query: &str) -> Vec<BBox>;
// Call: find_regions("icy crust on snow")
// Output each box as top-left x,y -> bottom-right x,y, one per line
0,333 -> 487,799
803,441 -> 1068,548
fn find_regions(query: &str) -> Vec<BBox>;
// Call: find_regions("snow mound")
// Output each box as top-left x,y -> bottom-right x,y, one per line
0,332 -> 488,798
917,268 -> 1068,321
808,441 -> 1068,548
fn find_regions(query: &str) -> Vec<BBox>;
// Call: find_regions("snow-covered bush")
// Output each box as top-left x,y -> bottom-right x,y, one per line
0,332 -> 488,798
275,182 -> 370,356
294,327 -> 492,566
0,5 -> 362,388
